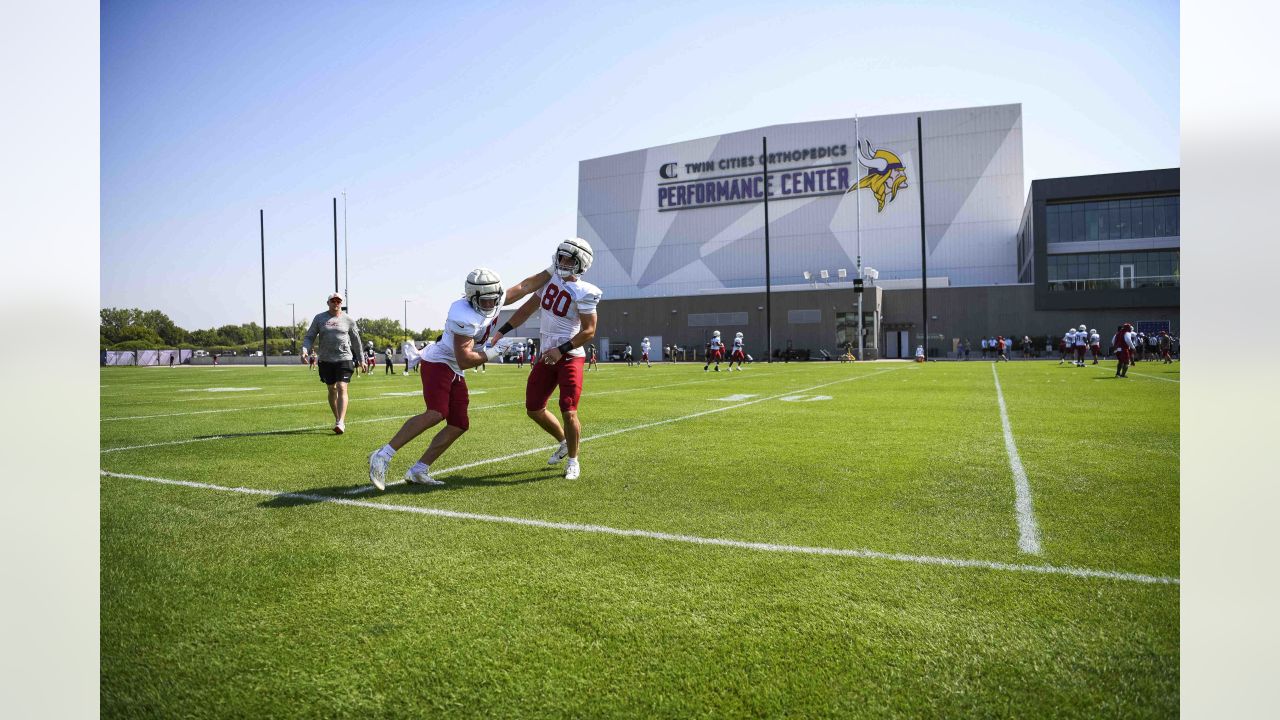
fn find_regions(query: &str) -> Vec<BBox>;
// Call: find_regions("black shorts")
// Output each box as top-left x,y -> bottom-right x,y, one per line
318,361 -> 354,385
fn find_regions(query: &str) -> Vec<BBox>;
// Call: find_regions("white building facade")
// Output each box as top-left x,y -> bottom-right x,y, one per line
577,103 -> 1024,300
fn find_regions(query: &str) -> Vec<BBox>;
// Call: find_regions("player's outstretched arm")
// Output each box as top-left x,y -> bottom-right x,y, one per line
503,268 -> 553,307
492,294 -> 541,343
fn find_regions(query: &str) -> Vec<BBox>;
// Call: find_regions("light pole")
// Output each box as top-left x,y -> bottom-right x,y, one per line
403,299 -> 412,343
286,303 -> 296,355
342,190 -> 349,312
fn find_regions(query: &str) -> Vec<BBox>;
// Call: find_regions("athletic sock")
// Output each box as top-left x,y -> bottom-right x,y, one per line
379,444 -> 396,457
410,461 -> 429,474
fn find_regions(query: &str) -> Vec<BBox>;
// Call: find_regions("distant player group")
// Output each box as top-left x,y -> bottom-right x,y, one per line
1055,323 -> 1175,377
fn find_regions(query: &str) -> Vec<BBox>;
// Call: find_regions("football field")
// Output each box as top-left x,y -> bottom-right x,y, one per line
100,359 -> 1179,718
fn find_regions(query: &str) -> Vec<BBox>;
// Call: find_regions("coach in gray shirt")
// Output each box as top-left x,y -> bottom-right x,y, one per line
302,292 -> 363,434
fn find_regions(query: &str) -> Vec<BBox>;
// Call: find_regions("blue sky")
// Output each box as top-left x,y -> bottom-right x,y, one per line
101,0 -> 1178,331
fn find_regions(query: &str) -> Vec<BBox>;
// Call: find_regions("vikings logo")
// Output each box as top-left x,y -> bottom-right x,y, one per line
846,139 -> 908,212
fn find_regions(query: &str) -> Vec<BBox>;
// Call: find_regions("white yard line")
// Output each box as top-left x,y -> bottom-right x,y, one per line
991,364 -> 1043,555
349,367 -> 907,495
102,367 -> 793,427
99,470 -> 1179,586
1095,363 -> 1180,383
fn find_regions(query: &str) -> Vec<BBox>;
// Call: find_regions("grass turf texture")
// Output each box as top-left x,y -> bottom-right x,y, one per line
101,360 -> 1179,718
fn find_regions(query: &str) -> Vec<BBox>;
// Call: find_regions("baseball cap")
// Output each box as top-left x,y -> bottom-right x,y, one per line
327,292 -> 343,302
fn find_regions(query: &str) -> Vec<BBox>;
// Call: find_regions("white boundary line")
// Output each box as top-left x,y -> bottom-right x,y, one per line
992,364 -> 1043,555
348,367 -> 908,495
100,371 -> 781,421
100,369 -> 799,446
99,470 -> 1179,586
1091,363 -> 1180,383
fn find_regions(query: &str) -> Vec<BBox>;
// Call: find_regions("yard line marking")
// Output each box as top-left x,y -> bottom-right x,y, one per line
1091,363 -> 1180,383
102,371 -> 786,422
348,367 -> 907,495
100,470 -> 1179,586
714,394 -> 759,402
992,364 -> 1043,555
99,370 -> 797,453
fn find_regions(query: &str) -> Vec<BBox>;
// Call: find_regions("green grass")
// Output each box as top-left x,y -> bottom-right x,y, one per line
100,359 -> 1179,718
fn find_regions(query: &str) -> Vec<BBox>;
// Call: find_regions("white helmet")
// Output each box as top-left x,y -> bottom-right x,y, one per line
1078,324 -> 1087,332
1090,328 -> 1097,334
553,237 -> 594,278
643,337 -> 649,342
713,330 -> 721,338
735,332 -> 743,338
464,267 -> 504,320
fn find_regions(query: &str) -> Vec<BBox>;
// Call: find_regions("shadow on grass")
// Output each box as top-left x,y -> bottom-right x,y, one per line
258,469 -> 558,509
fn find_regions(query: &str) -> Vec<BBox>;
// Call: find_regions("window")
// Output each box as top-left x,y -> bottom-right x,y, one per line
1046,250 -> 1180,291
1046,195 -> 1178,243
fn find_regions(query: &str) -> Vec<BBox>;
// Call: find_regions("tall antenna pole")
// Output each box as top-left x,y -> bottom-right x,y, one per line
855,116 -> 864,362
763,136 -> 773,364
917,117 -> 928,360
332,197 -> 340,300
260,209 -> 268,368
342,190 -> 349,312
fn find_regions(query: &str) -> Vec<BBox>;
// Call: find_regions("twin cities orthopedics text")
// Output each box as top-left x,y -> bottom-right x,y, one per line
658,164 -> 852,212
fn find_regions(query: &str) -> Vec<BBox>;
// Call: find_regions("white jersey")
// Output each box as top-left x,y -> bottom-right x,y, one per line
733,337 -> 743,351
1074,331 -> 1088,347
1064,331 -> 1076,347
535,277 -> 602,359
1089,332 -> 1100,346
422,298 -> 495,376
710,337 -> 724,351
641,340 -> 651,355
401,340 -> 419,360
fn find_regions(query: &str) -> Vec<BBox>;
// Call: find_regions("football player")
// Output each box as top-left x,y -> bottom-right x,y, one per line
728,332 -> 746,371
1059,328 -> 1075,365
493,237 -> 602,480
1089,328 -> 1102,365
368,264 -> 552,491
1073,324 -> 1088,367
704,330 -> 725,372
640,337 -> 652,367
586,343 -> 598,371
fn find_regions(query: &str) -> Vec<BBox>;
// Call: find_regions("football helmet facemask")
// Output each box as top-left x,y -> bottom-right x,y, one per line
553,237 -> 594,278
465,268 -> 504,320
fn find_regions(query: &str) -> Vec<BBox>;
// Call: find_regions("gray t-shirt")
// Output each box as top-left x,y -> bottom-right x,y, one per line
302,311 -> 362,363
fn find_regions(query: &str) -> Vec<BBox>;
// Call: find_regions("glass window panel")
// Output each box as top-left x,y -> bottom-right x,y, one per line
1086,206 -> 1099,241
1170,199 -> 1179,235
1132,202 -> 1144,236
1120,204 -> 1132,239
1073,208 -> 1085,242
1143,204 -> 1155,237
1047,211 -> 1058,243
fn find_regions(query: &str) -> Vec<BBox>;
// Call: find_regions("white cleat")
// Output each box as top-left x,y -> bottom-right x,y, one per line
334,420 -> 345,435
404,467 -> 445,486
564,458 -> 580,480
368,451 -> 390,491
547,440 -> 569,465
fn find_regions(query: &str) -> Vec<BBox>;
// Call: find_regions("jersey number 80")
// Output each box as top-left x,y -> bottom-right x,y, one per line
541,284 -> 572,318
